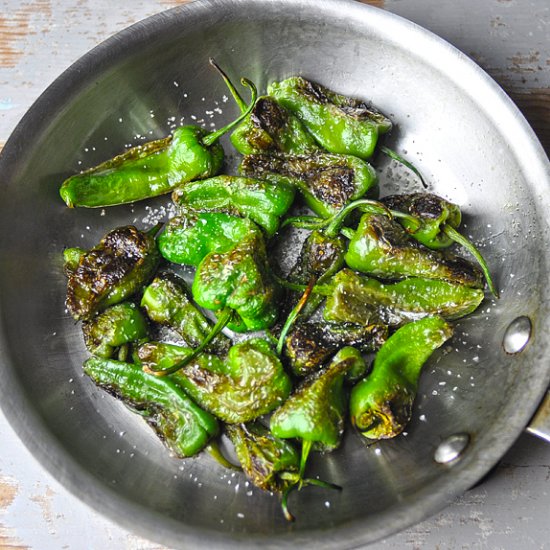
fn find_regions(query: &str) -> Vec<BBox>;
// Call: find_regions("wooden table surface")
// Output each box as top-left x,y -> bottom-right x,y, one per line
1,1 -> 550,548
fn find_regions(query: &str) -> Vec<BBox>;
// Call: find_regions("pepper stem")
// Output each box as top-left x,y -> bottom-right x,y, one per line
202,78 -> 257,147
209,57 -> 248,113
340,227 -> 356,240
380,145 -> 428,189
281,215 -> 330,231
143,307 -> 233,376
299,440 -> 313,480
390,210 -> 422,232
443,225 -> 499,298
273,273 -> 333,295
276,277 -> 316,356
324,198 -> 392,238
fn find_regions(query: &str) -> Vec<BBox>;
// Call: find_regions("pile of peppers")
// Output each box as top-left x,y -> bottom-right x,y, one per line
60,60 -> 497,522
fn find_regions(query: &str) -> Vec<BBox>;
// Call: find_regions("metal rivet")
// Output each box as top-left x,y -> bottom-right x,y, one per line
434,433 -> 470,464
503,316 -> 532,354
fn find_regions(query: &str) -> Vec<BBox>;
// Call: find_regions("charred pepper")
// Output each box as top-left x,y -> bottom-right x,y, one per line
136,338 -> 292,423
159,212 -> 279,332
350,316 -> 453,440
84,356 -> 218,457
82,302 -> 149,359
284,321 -> 388,377
59,78 -> 257,208
225,422 -> 300,493
240,152 -> 377,218
268,76 -> 392,159
64,224 -> 161,321
382,193 -> 497,296
140,273 -> 230,354
171,175 -> 295,237
209,59 -> 319,155
271,347 -> 366,476
344,212 -> 484,288
323,268 -> 484,326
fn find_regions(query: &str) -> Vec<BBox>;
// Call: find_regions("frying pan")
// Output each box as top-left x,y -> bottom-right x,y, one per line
0,0 -> 549,547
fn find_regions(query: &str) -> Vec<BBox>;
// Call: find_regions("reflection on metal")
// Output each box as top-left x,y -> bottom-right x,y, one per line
434,433 -> 470,464
503,316 -> 532,354
526,391 -> 550,443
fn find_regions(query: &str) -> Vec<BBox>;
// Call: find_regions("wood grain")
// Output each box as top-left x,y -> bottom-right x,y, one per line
509,88 -> 550,154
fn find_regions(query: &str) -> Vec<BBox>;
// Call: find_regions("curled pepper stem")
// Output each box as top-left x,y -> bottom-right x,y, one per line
324,198 -> 392,238
279,444 -> 341,522
380,145 -> 428,189
276,277 -> 316,356
443,225 -> 499,298
201,78 -> 257,147
209,57 -> 248,113
143,307 -> 233,376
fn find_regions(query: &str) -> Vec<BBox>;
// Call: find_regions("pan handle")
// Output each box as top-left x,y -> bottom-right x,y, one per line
526,390 -> 550,443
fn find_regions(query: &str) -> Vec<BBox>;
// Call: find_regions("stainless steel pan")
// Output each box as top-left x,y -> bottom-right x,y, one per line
0,0 -> 549,547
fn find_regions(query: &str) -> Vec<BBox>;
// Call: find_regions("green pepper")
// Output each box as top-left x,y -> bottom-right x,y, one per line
240,152 -> 377,218
83,356 -> 218,457
350,316 -> 453,440
59,78 -> 257,208
158,212 -> 257,266
82,302 -> 149,358
225,422 -> 300,493
278,198 -> 391,321
192,228 -> 280,331
323,268 -> 484,326
268,76 -> 391,159
271,347 -> 366,476
382,193 -> 498,296
344,213 -> 484,288
171,175 -> 295,237
140,273 -> 230,354
65,224 -> 161,321
284,321 -> 388,377
159,212 -> 279,331
136,338 -> 292,424
209,58 -> 318,155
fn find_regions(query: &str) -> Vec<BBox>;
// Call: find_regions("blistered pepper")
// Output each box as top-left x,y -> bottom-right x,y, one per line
268,76 -> 392,159
140,273 -> 230,354
323,268 -> 484,326
279,198 -> 390,320
271,347 -> 366,476
350,316 -> 453,440
59,78 -> 257,208
284,321 -> 388,377
171,175 -> 295,237
158,211 -> 257,266
240,152 -> 377,218
209,58 -> 319,155
344,213 -> 484,288
192,229 -> 280,331
64,224 -> 161,321
225,422 -> 300,493
382,193 -> 497,296
84,356 -> 218,457
82,302 -> 149,359
136,338 -> 292,424
159,212 -> 279,332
